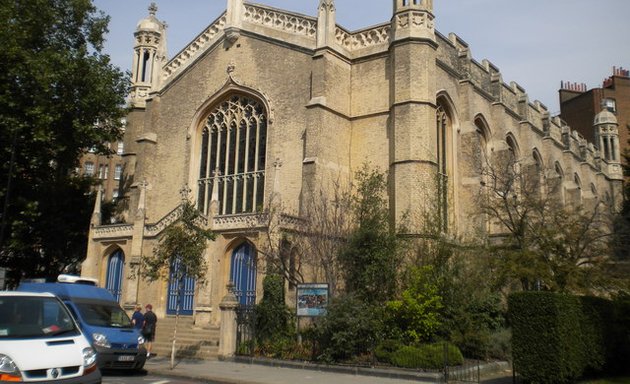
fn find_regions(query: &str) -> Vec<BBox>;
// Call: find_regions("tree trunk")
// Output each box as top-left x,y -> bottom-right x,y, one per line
170,276 -> 183,369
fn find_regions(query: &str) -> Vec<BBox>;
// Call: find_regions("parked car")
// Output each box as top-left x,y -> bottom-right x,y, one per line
17,276 -> 147,371
0,291 -> 101,383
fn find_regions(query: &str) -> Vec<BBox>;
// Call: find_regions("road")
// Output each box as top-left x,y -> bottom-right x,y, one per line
101,370 -> 213,384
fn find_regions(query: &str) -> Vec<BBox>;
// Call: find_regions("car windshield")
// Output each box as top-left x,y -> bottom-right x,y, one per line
0,296 -> 79,339
75,301 -> 132,328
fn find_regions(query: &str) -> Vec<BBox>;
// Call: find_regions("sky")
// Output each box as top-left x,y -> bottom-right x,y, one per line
93,0 -> 630,114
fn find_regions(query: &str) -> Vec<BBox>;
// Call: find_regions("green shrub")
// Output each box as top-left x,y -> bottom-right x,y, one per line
374,339 -> 403,364
390,342 -> 463,370
255,274 -> 294,343
312,294 -> 384,363
385,266 -> 443,344
486,328 -> 512,361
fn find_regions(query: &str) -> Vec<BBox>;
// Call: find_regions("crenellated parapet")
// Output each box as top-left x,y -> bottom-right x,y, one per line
433,30 -> 624,179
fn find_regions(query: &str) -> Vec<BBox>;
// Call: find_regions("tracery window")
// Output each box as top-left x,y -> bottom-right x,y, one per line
197,95 -> 267,216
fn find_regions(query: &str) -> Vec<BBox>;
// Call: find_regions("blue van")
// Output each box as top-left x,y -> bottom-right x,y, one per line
17,277 -> 147,371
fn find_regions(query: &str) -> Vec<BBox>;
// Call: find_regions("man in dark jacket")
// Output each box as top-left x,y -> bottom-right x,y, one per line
142,303 -> 157,358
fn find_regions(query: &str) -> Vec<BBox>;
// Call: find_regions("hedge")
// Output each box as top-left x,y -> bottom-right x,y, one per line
509,292 -> 630,384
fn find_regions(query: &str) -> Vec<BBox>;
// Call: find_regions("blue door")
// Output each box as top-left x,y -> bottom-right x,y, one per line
166,257 -> 195,315
105,250 -> 124,302
230,242 -> 257,306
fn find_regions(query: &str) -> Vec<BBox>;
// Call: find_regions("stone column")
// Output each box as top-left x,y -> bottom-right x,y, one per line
218,283 -> 239,358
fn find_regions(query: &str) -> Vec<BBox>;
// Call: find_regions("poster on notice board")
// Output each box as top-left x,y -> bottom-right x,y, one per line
296,283 -> 329,317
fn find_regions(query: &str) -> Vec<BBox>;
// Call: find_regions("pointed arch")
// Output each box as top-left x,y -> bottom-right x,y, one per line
166,255 -> 196,315
193,91 -> 269,216
105,248 -> 125,302
551,161 -> 566,204
435,94 -> 455,232
434,91 -> 461,233
473,114 -> 492,174
229,240 -> 258,306
505,133 -> 520,161
572,172 -> 583,205
532,148 -> 544,171
528,148 -> 545,196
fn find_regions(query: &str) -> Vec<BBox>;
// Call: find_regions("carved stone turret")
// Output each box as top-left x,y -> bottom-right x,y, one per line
593,106 -> 623,181
130,3 -> 167,107
594,107 -> 620,163
392,0 -> 435,41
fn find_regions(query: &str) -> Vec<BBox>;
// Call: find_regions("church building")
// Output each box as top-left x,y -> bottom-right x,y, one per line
81,0 -> 624,333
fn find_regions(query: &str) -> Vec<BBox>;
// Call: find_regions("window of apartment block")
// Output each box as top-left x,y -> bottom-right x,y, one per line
98,165 -> 109,179
112,189 -> 119,200
84,162 -> 95,176
604,98 -> 616,113
117,142 -> 124,155
114,164 -> 122,180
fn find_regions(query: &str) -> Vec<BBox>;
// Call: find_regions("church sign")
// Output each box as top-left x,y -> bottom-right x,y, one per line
296,283 -> 329,317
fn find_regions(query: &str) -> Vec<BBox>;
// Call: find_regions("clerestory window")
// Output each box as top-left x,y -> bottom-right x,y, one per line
197,94 -> 267,216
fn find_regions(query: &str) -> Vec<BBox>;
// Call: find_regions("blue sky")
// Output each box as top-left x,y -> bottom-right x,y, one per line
94,0 -> 630,114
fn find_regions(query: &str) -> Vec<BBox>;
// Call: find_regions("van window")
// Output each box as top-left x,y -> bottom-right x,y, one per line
74,301 -> 132,328
0,296 -> 78,338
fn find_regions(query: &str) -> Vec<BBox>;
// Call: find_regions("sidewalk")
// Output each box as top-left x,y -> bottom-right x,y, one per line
145,356 -> 514,384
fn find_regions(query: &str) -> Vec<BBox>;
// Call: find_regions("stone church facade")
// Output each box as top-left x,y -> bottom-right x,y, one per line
81,0 -> 624,326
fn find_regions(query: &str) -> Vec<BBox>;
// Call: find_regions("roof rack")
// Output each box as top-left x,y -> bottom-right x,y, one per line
57,274 -> 99,286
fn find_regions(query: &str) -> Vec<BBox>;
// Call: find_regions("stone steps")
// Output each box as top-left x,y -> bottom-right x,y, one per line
150,316 -> 220,360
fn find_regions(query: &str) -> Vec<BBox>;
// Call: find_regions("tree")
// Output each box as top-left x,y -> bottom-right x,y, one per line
141,197 -> 215,369
251,175 -> 353,296
338,164 -> 406,304
295,178 -> 353,296
0,0 -> 128,284
476,155 -> 617,294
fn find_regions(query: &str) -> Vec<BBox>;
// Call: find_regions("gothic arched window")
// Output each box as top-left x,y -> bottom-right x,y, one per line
197,94 -> 267,215
436,104 -> 450,231
474,116 -> 490,175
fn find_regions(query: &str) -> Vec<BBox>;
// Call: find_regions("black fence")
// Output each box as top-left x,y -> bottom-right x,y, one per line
235,304 -> 516,383
235,305 -> 256,356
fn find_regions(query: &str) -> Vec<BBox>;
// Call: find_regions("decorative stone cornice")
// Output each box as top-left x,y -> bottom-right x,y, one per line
162,13 -> 227,82
93,224 -> 134,239
243,4 -> 317,39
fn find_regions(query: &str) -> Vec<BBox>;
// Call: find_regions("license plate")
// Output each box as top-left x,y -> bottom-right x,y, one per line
117,355 -> 135,361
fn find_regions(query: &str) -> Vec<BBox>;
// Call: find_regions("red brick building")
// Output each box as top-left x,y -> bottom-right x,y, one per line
560,67 -> 630,162
78,140 -> 125,206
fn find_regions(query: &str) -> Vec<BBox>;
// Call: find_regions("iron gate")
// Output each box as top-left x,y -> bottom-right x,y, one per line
235,305 -> 256,356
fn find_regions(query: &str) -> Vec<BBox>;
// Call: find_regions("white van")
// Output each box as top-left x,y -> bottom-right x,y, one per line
0,291 -> 101,383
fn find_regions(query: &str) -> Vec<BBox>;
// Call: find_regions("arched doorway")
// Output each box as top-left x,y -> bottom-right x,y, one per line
166,257 -> 196,315
230,242 -> 257,306
105,250 -> 124,302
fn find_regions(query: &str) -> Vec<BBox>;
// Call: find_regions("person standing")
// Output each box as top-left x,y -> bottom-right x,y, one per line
142,304 -> 157,358
131,305 -> 144,331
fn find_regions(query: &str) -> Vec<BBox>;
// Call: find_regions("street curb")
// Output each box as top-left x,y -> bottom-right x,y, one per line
229,356 -> 443,382
144,356 -> 511,384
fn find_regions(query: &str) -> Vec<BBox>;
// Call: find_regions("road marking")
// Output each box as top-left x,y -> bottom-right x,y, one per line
150,381 -> 170,384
